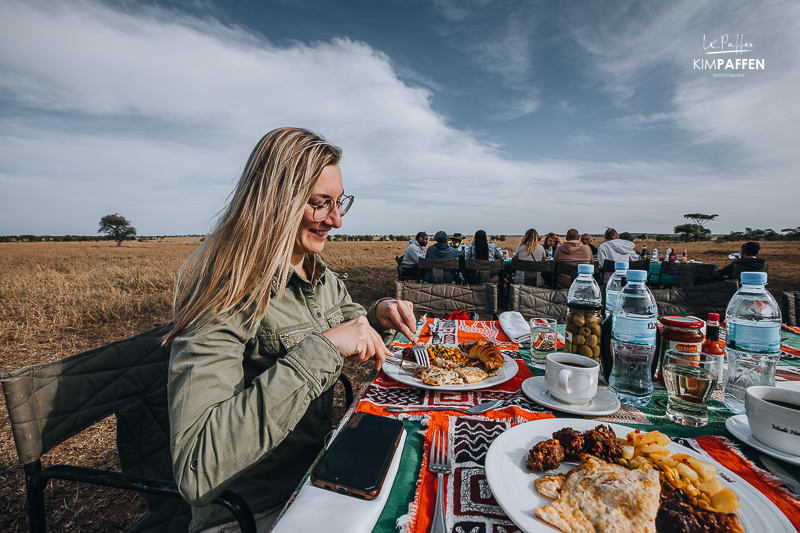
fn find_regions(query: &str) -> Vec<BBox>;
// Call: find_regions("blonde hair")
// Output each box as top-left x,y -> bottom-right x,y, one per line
604,228 -> 619,241
520,228 -> 540,256
164,127 -> 341,344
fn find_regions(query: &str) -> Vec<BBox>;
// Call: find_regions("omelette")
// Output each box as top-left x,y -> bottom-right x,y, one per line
535,456 -> 661,533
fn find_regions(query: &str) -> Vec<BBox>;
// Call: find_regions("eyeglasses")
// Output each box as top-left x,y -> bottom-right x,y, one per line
308,193 -> 354,222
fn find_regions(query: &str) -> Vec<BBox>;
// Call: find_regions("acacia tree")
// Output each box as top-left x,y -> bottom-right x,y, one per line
683,213 -> 718,228
98,213 -> 137,246
674,223 -> 711,242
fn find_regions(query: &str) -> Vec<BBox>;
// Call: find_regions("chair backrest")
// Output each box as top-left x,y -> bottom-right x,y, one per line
508,285 -> 568,321
555,262 -> 596,289
509,258 -> 555,287
395,281 -> 498,318
676,262 -> 717,288
464,259 -> 503,284
650,280 -> 738,318
728,261 -> 768,281
782,291 -> 799,327
1,326 -> 176,502
418,258 -> 460,284
395,256 -> 416,281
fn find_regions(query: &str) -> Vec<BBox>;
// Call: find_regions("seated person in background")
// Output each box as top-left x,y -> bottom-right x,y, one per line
543,232 -> 561,256
424,230 -> 464,283
464,229 -> 504,283
513,228 -> 546,285
553,228 -> 593,288
715,241 -> 767,280
450,232 -> 465,251
597,228 -> 639,271
581,233 -> 598,255
400,231 -> 428,278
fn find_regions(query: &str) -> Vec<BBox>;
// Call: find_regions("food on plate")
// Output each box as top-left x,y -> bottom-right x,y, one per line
535,455 -> 661,533
656,493 -> 744,533
402,342 -> 504,386
530,426 -> 743,533
459,340 -> 504,370
527,439 -> 565,471
620,430 -> 740,514
551,428 -> 584,460
418,367 -> 463,386
527,425 -> 623,471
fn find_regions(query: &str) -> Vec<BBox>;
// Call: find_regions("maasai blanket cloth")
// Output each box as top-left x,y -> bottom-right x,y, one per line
401,415 -> 800,533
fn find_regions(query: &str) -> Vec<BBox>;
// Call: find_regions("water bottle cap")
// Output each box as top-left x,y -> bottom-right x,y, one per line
578,264 -> 594,274
740,271 -> 767,284
626,269 -> 647,281
614,261 -> 629,270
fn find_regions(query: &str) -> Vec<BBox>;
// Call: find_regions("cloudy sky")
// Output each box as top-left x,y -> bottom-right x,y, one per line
1,0 -> 797,237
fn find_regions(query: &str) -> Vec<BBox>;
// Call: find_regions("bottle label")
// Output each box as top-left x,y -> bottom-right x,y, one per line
612,316 -> 657,345
728,322 -> 780,353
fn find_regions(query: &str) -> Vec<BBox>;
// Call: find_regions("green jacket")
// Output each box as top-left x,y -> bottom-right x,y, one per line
168,255 -> 393,531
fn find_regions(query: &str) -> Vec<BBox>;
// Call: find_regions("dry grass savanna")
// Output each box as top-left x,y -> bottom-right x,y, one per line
1,237 -> 799,531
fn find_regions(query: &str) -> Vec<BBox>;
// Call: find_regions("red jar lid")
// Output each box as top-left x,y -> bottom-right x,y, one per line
661,316 -> 704,328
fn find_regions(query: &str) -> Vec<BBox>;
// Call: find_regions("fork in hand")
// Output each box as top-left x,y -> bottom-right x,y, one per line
413,344 -> 430,367
429,430 -> 451,533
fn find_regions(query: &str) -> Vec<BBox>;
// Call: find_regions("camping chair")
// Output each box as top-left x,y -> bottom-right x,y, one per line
417,258 -> 460,284
555,262 -> 597,289
598,259 -> 649,284
395,281 -> 498,319
464,259 -> 503,284
394,256 -> 417,281
508,285 -> 568,321
1,325 -> 354,533
650,280 -> 739,318
782,292 -> 799,327
728,261 -> 768,282
509,258 -> 556,289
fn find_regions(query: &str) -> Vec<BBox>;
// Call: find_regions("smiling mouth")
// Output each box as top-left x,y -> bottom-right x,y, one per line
310,229 -> 328,239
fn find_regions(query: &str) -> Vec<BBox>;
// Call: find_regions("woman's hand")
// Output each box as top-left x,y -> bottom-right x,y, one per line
322,316 -> 391,370
375,299 -> 418,343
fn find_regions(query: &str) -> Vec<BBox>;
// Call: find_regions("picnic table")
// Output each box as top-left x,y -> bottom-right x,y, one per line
272,319 -> 800,533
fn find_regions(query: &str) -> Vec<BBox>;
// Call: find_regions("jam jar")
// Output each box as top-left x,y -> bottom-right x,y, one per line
654,316 -> 705,383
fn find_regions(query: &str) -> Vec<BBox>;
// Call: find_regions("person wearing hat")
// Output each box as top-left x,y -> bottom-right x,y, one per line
449,232 -> 465,252
424,230 -> 464,283
597,228 -> 639,274
400,231 -> 429,278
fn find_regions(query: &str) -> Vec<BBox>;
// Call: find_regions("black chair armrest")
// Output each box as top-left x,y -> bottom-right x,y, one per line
25,462 -> 257,533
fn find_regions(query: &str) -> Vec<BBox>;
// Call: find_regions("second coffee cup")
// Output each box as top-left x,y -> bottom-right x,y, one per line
544,352 -> 599,404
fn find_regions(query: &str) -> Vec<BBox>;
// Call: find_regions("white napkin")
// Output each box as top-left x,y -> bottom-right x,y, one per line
498,311 -> 531,347
271,429 -> 407,533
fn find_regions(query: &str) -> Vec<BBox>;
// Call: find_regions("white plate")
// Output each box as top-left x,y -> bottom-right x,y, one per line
382,354 -> 518,391
485,418 -> 794,533
726,414 -> 800,467
521,377 -> 621,416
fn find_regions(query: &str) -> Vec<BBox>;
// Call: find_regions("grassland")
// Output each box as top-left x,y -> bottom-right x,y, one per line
1,236 -> 798,531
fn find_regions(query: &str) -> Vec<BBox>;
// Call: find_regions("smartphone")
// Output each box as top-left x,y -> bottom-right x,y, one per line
310,412 -> 404,500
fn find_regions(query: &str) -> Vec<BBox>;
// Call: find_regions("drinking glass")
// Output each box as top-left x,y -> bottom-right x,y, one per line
530,318 -> 558,363
663,349 -> 722,427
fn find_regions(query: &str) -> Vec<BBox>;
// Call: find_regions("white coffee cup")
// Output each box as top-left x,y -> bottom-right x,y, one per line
544,352 -> 599,404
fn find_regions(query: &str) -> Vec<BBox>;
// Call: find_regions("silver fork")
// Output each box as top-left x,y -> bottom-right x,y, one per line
413,344 -> 430,367
429,430 -> 451,533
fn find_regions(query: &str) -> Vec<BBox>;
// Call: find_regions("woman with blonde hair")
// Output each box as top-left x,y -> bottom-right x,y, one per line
512,228 -> 546,285
166,127 -> 416,532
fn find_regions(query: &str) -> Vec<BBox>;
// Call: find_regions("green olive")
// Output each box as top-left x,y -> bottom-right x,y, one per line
585,335 -> 598,348
566,323 -> 578,334
592,344 -> 601,357
573,334 -> 586,346
591,325 -> 602,337
572,314 -> 585,327
580,327 -> 592,337
578,345 -> 593,358
584,315 -> 599,327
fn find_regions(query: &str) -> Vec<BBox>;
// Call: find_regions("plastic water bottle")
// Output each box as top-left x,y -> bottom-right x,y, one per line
723,272 -> 782,414
564,264 -> 603,364
651,246 -> 658,261
546,247 -> 553,260
604,262 -> 628,316
608,270 -> 658,407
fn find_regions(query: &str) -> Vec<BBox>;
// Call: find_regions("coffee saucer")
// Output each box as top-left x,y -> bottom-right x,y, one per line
726,414 -> 800,467
521,377 -> 621,416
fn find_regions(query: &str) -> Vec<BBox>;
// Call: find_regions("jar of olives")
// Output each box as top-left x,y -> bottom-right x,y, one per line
564,304 -> 603,364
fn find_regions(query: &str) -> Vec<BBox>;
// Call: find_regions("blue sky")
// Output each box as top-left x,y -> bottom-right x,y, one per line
1,0 -> 798,237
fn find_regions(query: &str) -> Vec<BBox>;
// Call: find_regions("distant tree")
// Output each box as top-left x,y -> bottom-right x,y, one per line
782,227 -> 800,240
98,213 -> 137,246
683,213 -> 718,228
674,223 -> 711,242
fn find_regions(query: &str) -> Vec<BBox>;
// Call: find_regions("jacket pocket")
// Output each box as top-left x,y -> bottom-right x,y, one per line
325,308 -> 346,329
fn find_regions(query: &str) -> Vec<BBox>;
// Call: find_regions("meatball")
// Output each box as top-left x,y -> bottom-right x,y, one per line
526,439 -> 565,471
582,425 -> 622,462
551,428 -> 584,460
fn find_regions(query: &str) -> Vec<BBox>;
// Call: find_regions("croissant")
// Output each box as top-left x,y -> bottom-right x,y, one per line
459,340 -> 504,370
